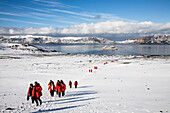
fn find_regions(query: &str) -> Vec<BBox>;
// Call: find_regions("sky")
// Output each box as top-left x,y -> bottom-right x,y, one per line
0,0 -> 170,40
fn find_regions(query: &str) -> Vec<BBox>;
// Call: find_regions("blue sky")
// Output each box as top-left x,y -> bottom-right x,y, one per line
0,0 -> 170,39
0,0 -> 170,28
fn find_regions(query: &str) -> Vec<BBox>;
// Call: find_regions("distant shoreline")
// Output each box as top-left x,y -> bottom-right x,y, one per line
1,43 -> 170,56
0,53 -> 170,60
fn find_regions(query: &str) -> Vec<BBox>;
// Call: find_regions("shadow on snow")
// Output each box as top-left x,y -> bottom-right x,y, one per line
35,90 -> 98,112
56,97 -> 98,104
78,86 -> 93,89
66,91 -> 97,97
33,105 -> 85,113
43,97 -> 83,103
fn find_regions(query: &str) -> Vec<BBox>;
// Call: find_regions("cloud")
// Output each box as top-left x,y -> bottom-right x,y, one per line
32,0 -> 79,8
50,9 -> 94,18
0,21 -> 170,39
0,11 -> 79,25
0,18 -> 50,26
0,0 -> 137,26
20,6 -> 51,13
0,26 -> 57,35
30,12 -> 60,18
94,15 -> 102,19
0,12 -> 21,17
23,27 -> 57,34
0,12 -> 49,21
90,13 -> 137,22
59,21 -> 170,34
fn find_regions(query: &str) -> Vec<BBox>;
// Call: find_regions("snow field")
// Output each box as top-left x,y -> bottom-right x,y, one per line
0,53 -> 170,113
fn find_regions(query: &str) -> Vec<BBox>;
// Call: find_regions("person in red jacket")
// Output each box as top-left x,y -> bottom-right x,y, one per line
56,82 -> 62,97
74,81 -> 78,88
48,80 -> 55,97
32,81 -> 42,106
55,80 -> 60,95
61,80 -> 66,96
69,81 -> 72,88
27,83 -> 33,103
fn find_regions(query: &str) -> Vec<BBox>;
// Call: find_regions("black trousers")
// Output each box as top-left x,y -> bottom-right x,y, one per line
33,97 -> 42,106
62,91 -> 65,96
50,90 -> 54,97
31,97 -> 34,104
58,92 -> 61,97
75,85 -> 77,88
69,85 -> 72,88
56,90 -> 58,95
27,95 -> 34,104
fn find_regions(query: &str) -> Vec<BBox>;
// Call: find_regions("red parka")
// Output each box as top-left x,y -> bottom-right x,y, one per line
56,85 -> 62,92
61,83 -> 66,91
48,83 -> 55,92
27,87 -> 33,95
32,84 -> 42,98
74,81 -> 78,86
56,82 -> 59,87
69,81 -> 72,86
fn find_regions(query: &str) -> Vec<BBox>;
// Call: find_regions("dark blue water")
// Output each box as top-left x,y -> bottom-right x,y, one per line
36,44 -> 170,55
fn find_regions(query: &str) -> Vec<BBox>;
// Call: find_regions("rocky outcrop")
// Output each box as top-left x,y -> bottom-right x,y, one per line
139,35 -> 170,44
117,35 -> 170,44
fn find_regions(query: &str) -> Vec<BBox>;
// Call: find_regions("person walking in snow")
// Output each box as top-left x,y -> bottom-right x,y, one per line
27,83 -> 33,103
69,81 -> 72,88
74,81 -> 78,88
32,81 -> 42,106
55,80 -> 60,95
61,80 -> 66,96
56,82 -> 62,97
48,80 -> 55,97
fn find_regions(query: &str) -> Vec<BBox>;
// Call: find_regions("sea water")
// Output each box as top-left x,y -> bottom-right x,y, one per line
35,44 -> 170,55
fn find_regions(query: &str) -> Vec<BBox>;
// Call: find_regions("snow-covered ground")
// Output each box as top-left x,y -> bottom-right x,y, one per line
0,43 -> 170,113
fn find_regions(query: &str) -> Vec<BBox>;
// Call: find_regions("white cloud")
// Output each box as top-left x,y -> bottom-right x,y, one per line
0,11 -> 49,21
0,21 -> 170,36
33,0 -> 79,8
50,9 -> 94,18
0,18 -> 50,26
23,27 -> 57,34
20,6 -> 51,13
0,12 -> 21,17
30,12 -> 60,18
59,21 -> 170,34
0,1 -> 137,26
0,12 -> 78,25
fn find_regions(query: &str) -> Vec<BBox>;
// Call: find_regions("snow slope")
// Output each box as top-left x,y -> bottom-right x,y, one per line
0,44 -> 170,113
0,43 -> 66,59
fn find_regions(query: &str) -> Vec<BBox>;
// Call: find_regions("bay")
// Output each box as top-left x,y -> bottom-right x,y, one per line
35,44 -> 170,55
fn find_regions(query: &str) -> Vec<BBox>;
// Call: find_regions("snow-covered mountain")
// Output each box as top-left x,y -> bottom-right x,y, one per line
136,35 -> 170,44
115,39 -> 138,44
0,35 -> 114,44
1,34 -> 170,44
0,43 -> 61,55
116,35 -> 170,44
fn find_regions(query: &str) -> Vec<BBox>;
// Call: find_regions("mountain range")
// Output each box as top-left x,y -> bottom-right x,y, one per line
0,35 -> 114,44
116,35 -> 170,44
0,34 -> 170,44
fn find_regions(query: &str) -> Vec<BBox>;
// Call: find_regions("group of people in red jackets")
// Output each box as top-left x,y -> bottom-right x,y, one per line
27,80 -> 78,106
69,81 -> 78,88
48,80 -> 66,98
27,81 -> 42,106
48,80 -> 78,97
